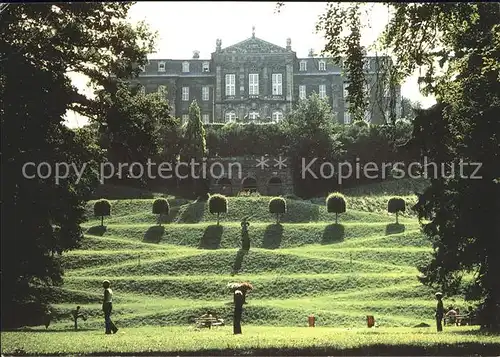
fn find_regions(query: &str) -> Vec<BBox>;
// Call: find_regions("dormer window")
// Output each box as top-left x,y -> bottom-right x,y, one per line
299,60 -> 307,71
158,61 -> 165,72
202,62 -> 210,72
182,61 -> 190,73
319,60 -> 326,71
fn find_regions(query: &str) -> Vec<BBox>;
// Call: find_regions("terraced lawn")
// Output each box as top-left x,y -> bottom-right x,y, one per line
5,190 -> 494,355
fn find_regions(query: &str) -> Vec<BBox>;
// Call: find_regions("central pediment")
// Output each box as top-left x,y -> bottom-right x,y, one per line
219,37 -> 289,54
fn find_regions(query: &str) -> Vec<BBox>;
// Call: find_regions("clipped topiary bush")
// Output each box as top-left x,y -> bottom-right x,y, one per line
208,194 -> 228,225
94,199 -> 111,227
269,197 -> 287,224
388,197 -> 406,224
152,198 -> 170,226
326,192 -> 347,224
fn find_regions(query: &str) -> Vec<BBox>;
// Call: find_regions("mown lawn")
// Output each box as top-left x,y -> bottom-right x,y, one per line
2,325 -> 499,356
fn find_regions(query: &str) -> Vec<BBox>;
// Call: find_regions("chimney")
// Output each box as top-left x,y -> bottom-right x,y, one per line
286,38 -> 291,51
308,48 -> 314,57
193,50 -> 200,59
216,39 -> 222,52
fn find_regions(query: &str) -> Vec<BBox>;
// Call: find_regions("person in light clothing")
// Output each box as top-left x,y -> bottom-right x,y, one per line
102,280 -> 118,334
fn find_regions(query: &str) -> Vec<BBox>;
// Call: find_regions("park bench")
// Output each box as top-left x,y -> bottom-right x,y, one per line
444,314 -> 473,326
194,316 -> 224,329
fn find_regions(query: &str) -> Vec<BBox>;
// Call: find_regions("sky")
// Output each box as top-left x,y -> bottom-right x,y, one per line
65,1 -> 436,128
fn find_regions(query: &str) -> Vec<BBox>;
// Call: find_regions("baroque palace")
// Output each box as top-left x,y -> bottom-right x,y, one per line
137,28 -> 401,125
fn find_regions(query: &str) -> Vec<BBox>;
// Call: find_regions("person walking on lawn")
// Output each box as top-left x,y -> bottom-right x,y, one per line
435,292 -> 444,332
102,280 -> 118,334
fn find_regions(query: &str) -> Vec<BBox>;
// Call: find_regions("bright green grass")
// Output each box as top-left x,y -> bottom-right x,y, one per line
2,326 -> 499,356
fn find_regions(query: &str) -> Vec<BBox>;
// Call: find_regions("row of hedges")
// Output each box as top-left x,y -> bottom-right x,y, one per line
93,195 -> 407,226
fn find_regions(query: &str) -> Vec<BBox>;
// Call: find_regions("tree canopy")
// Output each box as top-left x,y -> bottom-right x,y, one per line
300,1 -> 500,329
0,2 -> 164,326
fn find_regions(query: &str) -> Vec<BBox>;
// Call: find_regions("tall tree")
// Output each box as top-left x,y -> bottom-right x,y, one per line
282,93 -> 343,197
316,3 -> 368,122
0,3 -> 159,327
180,100 -> 208,197
312,2 -> 500,330
181,100 -> 207,161
96,81 -> 176,186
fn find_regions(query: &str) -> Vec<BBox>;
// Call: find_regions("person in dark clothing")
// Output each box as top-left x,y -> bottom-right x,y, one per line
102,280 -> 118,334
435,292 -> 444,332
233,289 -> 244,334
72,306 -> 87,330
466,306 -> 476,325
241,217 -> 250,251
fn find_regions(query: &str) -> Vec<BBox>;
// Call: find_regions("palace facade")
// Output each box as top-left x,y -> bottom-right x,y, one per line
137,29 -> 401,125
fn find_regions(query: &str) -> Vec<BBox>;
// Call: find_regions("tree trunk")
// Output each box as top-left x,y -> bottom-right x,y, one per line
276,213 -> 279,224
396,211 -> 399,224
101,216 -> 104,227
335,213 -> 338,224
217,213 -> 220,225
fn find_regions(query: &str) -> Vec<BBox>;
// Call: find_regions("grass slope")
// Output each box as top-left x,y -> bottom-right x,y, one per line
44,193 -> 443,329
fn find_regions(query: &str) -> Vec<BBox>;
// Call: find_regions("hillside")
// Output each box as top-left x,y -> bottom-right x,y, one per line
37,187 -> 465,331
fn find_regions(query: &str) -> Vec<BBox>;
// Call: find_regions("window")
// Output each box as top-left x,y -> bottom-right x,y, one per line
248,111 -> 259,120
158,61 -> 165,72
202,114 -> 209,124
319,60 -> 326,71
299,85 -> 306,100
182,114 -> 189,125
202,86 -> 209,101
202,62 -> 210,72
157,85 -> 167,95
364,82 -> 371,95
272,73 -> 282,95
299,61 -> 307,71
343,83 -> 349,98
364,110 -> 372,123
363,58 -> 371,71
249,73 -> 259,95
342,60 -> 349,71
139,85 -> 145,95
225,111 -> 236,123
182,61 -> 189,73
225,74 -> 235,96
319,84 -> 326,99
272,111 -> 283,123
182,87 -> 189,101
344,111 -> 351,124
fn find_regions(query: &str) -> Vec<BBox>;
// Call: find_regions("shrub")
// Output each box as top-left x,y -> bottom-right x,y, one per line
388,197 -> 406,224
326,192 -> 347,224
208,194 -> 228,225
93,199 -> 111,227
152,198 -> 170,226
269,197 -> 287,224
